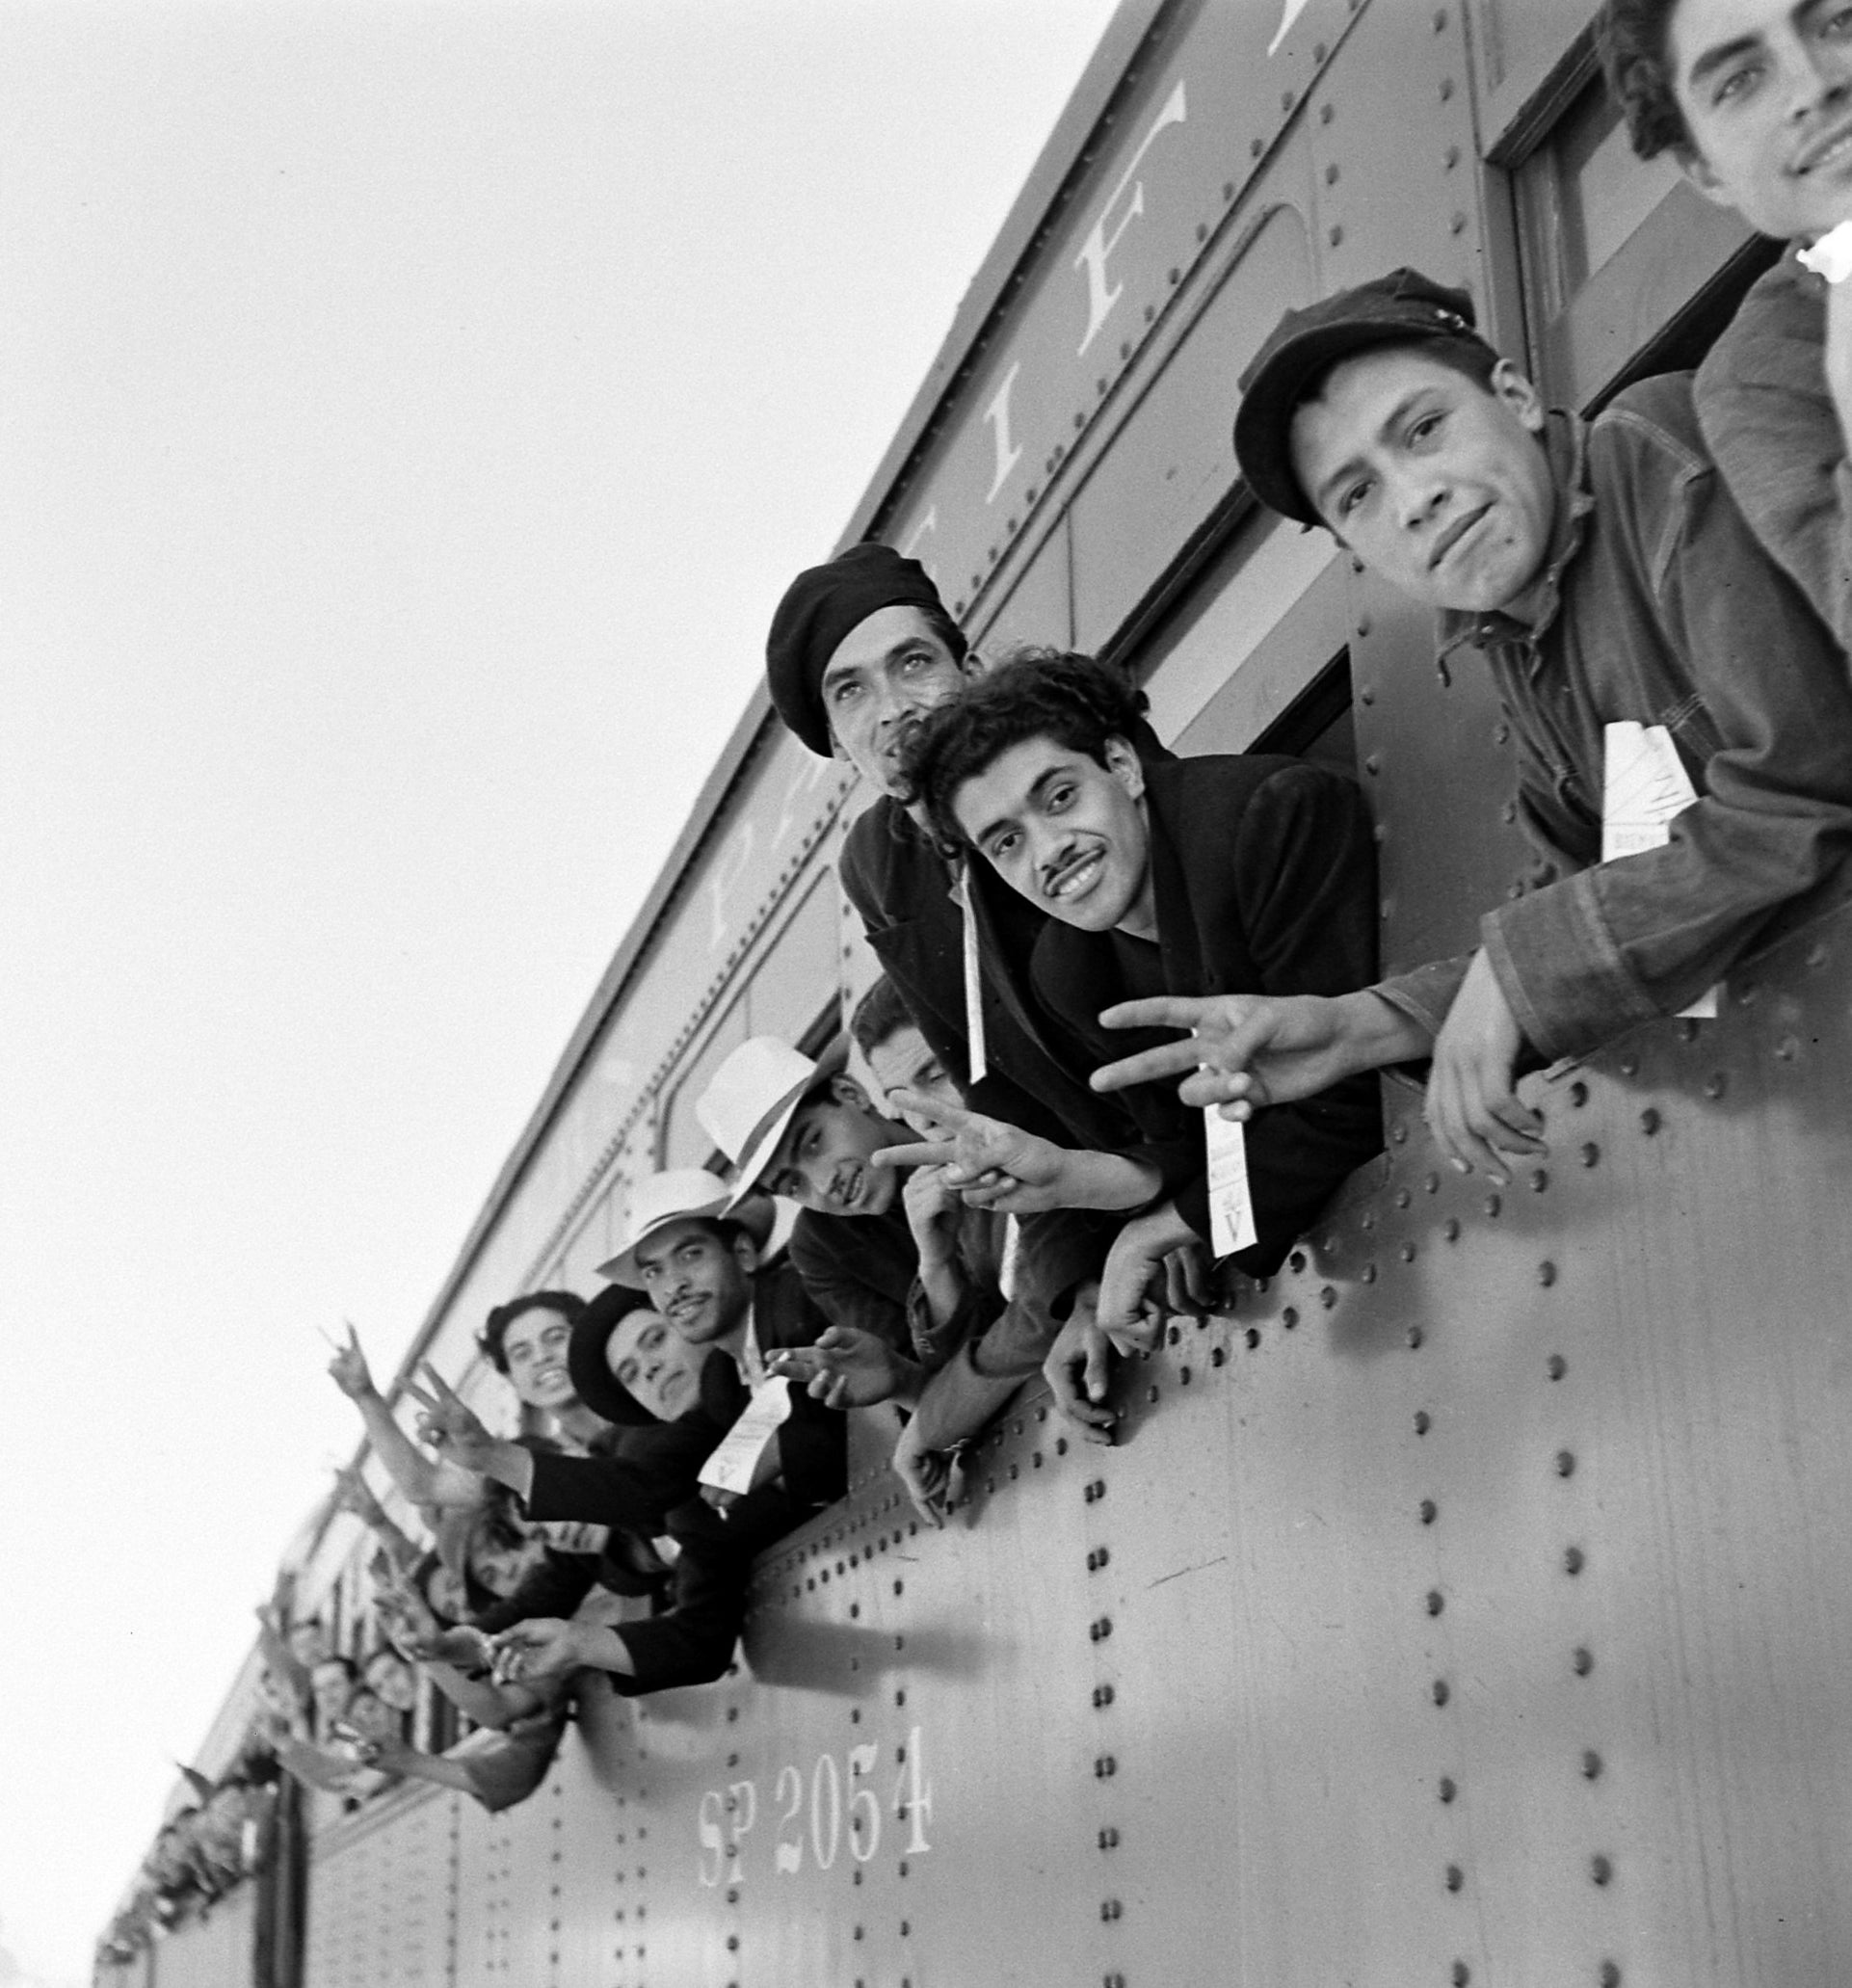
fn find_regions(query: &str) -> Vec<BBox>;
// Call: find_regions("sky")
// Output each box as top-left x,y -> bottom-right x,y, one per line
0,2 -> 1120,1978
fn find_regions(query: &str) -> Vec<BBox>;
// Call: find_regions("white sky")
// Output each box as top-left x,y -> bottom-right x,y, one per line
0,3 -> 1119,1977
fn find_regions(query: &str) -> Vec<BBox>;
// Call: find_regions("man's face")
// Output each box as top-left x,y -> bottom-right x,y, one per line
500,1306 -> 578,1412
820,603 -> 969,794
309,1661 -> 354,1728
286,1619 -> 331,1668
763,1077 -> 900,1216
864,1021 -> 962,1136
952,733 -> 1155,934
1291,349 -> 1556,615
345,1690 -> 397,1743
468,1523 -> 547,1600
1670,0 -> 1852,239
631,1218 -> 755,1345
606,1308 -> 704,1419
363,1649 -> 419,1713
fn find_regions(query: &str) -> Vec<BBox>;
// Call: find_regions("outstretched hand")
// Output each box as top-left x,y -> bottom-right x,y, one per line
873,1090 -> 1074,1213
405,1365 -> 498,1472
327,1321 -> 375,1400
490,1617 -> 582,1685
1090,993 -> 1356,1117
768,1327 -> 917,1410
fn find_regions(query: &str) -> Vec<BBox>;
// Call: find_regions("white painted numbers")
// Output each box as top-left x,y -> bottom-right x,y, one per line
695,1726 -> 935,1886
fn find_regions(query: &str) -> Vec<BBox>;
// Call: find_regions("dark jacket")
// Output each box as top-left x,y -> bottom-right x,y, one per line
1032,754 -> 1382,1270
785,1201 -> 918,1348
1378,382 -> 1852,1061
840,796 -> 1160,1152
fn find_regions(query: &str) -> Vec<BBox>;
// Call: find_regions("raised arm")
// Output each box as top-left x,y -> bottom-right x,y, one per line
328,1327 -> 484,1511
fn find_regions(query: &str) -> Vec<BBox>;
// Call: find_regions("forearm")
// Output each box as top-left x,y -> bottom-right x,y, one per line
388,1752 -> 480,1796
423,1662 -> 538,1730
556,1623 -> 637,1679
914,1254 -> 966,1337
1050,1149 -> 1163,1211
347,1389 -> 461,1508
1323,986 -> 1442,1069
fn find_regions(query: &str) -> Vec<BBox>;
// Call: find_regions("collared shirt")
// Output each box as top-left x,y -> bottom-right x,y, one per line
1374,378 -> 1852,1062
1694,247 -> 1852,650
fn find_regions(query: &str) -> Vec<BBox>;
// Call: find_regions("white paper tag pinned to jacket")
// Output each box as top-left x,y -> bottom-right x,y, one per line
698,1378 -> 793,1497
1601,721 -> 1718,1019
1204,1106 -> 1257,1260
951,864 -> 989,1085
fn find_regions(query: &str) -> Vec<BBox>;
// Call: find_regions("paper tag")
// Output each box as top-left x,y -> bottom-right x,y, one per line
697,1378 -> 794,1496
952,864 -> 989,1084
1601,722 -> 1718,1019
1799,220 -> 1852,284
1204,1106 -> 1258,1260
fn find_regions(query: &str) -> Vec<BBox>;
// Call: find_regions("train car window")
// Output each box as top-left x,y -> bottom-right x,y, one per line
744,874 -> 840,1051
1138,505 -> 1352,766
1246,655 -> 1356,778
658,996 -> 749,1170
1515,66 -> 1780,409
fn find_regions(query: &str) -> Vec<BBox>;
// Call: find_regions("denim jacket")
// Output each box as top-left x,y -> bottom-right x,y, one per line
1694,248 -> 1852,650
1375,375 -> 1852,1062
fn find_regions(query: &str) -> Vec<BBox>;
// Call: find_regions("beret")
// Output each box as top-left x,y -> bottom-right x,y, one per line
765,543 -> 963,756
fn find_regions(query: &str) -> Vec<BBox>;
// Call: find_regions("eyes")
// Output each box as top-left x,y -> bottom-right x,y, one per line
983,782 -> 1076,862
1333,410 -> 1448,518
1704,10 -> 1852,108
639,1241 -> 707,1283
826,647 -> 939,708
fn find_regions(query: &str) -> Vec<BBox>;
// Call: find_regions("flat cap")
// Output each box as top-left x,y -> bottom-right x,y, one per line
1232,268 -> 1494,526
765,543 -> 963,757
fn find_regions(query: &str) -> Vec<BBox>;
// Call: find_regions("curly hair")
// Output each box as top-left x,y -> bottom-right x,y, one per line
1597,0 -> 1688,160
477,1289 -> 584,1376
896,647 -> 1149,855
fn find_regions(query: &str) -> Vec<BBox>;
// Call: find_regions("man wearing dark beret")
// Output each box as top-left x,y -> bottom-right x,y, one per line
765,543 -> 1150,1157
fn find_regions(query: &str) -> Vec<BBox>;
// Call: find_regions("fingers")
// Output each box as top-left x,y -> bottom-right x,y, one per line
1426,1060 -> 1544,1182
872,1141 -> 956,1171
1096,994 -> 1217,1034
1088,1036 -> 1204,1094
1175,1069 -> 1264,1114
888,1086 -> 971,1132
403,1381 -> 439,1415
1043,1344 -> 1115,1445
418,1362 -> 463,1405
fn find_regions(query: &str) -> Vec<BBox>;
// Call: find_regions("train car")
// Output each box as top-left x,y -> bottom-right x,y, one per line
105,1 -> 1852,1984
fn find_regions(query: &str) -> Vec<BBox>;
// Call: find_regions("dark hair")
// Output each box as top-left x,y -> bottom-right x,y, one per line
848,975 -> 917,1059
478,1289 -> 584,1376
1596,0 -> 1687,160
898,648 -> 1150,854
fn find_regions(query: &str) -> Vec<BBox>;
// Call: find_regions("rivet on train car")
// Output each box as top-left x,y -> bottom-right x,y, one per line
1538,1260 -> 1557,1287
1600,1965 -> 1622,1988
1426,1589 -> 1443,1616
1211,1345 -> 1228,1366
1639,1106 -> 1660,1135
1142,302 -> 1155,323
1057,1437 -> 1070,1455
1555,1449 -> 1575,1477
1196,221 -> 1209,243
1494,721 -> 1511,744
1325,162 -> 1340,185
1321,1286 -> 1338,1309
1434,7 -> 1449,28
1590,1854 -> 1613,1887
1433,1679 -> 1450,1707
1773,1028 -> 1801,1063
1415,1411 -> 1432,1436
726,1935 -> 740,1952
1453,1965 -> 1470,1986
1090,1616 -> 1113,1642
1100,1898 -> 1123,1922
1168,1323 -> 1181,1346
1098,1826 -> 1121,1850
1443,1217 -> 1461,1242
1445,1865 -> 1464,1892
1282,88 -> 1295,111
1179,1364 -> 1193,1385
1283,1305 -> 1300,1328
1548,1353 -> 1568,1380
1704,1071 -> 1728,1100
893,1579 -> 904,1596
1363,1210 -> 1378,1231
1407,1325 -> 1424,1349
1290,1250 -> 1308,1272
1582,1749 -> 1602,1780
1573,1646 -> 1594,1676
1363,1263 -> 1378,1284
1252,135 -> 1266,157
1321,100 -> 1336,122
1034,1449 -> 1045,1466
900,1921 -> 912,1936
1314,39 -> 1329,57
1439,1776 -> 1457,1803
1565,1546 -> 1585,1576
1360,684 -> 1376,706
1105,1975 -> 1128,1988
1440,75 -> 1457,101
1484,1193 -> 1502,1217
1119,338 -> 1132,360
1330,225 -> 1344,248
1245,1327 -> 1260,1350
1401,1241 -> 1417,1262
850,1602 -> 860,1619
1450,209 -> 1468,233
1359,616 -> 1374,640
1094,1683 -> 1115,1709
1420,1498 -> 1439,1524
1094,1755 -> 1117,1778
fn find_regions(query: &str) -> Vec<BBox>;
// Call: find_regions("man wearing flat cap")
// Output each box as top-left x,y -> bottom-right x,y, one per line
1095,266 -> 1852,1179
765,543 -> 1151,1156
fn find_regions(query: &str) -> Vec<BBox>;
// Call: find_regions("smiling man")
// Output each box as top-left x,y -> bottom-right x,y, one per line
1601,0 -> 1852,647
766,543 -> 1157,1156
901,648 -> 1381,1334
1093,267 -> 1852,1176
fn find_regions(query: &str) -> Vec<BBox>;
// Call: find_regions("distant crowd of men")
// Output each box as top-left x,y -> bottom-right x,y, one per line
111,0 -> 1852,1958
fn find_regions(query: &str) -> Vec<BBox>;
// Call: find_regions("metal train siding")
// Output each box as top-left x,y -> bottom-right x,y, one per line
111,1 -> 1852,1984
